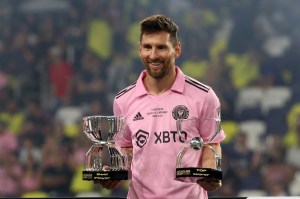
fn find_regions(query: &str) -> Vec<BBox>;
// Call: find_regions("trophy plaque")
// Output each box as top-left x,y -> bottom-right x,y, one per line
82,115 -> 131,181
175,118 -> 222,182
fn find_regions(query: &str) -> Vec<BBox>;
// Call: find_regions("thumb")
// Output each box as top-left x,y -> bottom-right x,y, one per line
103,165 -> 111,171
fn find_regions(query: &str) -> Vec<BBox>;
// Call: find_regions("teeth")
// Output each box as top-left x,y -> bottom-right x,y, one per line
150,63 -> 161,66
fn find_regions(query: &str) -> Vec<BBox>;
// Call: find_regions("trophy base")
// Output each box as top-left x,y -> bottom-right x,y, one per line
175,167 -> 222,182
82,170 -> 131,181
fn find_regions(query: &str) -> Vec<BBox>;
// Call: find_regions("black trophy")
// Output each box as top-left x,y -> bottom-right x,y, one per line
175,118 -> 222,182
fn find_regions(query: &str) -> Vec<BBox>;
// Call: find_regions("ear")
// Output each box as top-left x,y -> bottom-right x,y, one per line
174,42 -> 181,58
139,42 -> 142,56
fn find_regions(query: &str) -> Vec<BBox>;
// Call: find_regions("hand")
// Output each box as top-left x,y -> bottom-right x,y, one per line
197,178 -> 222,191
94,179 -> 124,189
93,165 -> 124,189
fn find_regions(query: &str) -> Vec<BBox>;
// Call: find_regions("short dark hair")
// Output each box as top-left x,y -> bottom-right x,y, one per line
140,14 -> 179,45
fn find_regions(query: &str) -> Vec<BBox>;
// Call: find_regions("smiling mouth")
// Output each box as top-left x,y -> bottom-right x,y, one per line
148,60 -> 163,67
150,62 -> 161,66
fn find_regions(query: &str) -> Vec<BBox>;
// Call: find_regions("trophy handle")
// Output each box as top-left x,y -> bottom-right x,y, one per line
108,146 -> 123,170
205,145 -> 222,171
176,146 -> 188,168
107,117 -> 115,143
85,144 -> 103,171
208,118 -> 221,143
108,146 -> 132,171
176,119 -> 184,142
107,116 -> 125,142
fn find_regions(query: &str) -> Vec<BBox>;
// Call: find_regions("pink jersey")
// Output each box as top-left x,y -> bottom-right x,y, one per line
114,66 -> 226,199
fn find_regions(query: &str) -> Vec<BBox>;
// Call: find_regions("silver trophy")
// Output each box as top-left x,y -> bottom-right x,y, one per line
82,115 -> 131,180
175,118 -> 222,182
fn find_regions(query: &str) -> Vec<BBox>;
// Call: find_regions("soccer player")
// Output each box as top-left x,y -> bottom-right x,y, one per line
96,14 -> 226,199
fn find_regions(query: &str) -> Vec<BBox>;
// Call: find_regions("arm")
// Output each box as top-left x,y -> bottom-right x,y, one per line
121,147 -> 133,157
201,143 -> 221,168
197,143 -> 222,191
196,88 -> 225,191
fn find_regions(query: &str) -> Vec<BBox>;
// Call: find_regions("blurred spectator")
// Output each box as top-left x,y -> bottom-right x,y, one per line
261,134 -> 287,165
54,106 -> 83,138
227,0 -> 260,54
68,122 -> 95,195
40,147 -> 73,197
47,46 -> 74,112
20,155 -> 42,194
262,164 -> 294,196
83,99 -> 108,116
0,70 -> 8,106
18,137 -> 42,166
73,49 -> 107,106
24,99 -> 52,133
69,123 -> 90,171
39,122 -> 74,197
86,13 -> 113,61
284,114 -> 300,148
180,51 -> 209,82
9,25 -> 39,102
284,114 -> 300,170
106,51 -> 132,105
209,153 -> 239,197
225,49 -> 261,90
126,18 -> 142,60
0,120 -> 18,156
0,152 -> 22,197
18,119 -> 46,149
261,135 -> 295,196
0,99 -> 25,135
43,121 -> 73,156
223,131 -> 262,192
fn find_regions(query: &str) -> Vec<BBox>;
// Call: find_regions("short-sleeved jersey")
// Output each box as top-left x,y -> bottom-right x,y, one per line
113,66 -> 226,199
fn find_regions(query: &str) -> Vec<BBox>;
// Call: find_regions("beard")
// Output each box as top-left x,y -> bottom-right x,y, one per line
144,58 -> 173,79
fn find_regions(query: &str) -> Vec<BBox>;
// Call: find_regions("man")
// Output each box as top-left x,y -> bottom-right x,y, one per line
97,14 -> 226,199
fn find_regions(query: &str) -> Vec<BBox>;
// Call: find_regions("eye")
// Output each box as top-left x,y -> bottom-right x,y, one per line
158,45 -> 166,50
143,44 -> 152,50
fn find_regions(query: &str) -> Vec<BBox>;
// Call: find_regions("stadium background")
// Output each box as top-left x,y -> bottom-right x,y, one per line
0,0 -> 300,197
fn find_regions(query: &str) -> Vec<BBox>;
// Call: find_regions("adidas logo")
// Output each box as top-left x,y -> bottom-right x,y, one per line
133,112 -> 144,121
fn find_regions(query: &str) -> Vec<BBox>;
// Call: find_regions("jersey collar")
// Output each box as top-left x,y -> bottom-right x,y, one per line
134,66 -> 185,97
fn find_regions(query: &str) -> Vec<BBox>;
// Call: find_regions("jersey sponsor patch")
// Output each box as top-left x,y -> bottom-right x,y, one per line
135,129 -> 186,148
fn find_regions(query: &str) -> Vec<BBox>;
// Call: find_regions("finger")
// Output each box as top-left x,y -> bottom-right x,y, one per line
102,180 -> 123,189
197,179 -> 222,191
103,165 -> 110,171
198,177 -> 220,183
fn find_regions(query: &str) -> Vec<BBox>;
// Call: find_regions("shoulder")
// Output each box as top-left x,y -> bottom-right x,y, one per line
113,81 -> 138,116
183,75 -> 220,105
184,75 -> 211,93
114,81 -> 137,100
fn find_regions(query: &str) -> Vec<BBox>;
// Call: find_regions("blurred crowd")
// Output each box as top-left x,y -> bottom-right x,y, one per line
0,0 -> 300,197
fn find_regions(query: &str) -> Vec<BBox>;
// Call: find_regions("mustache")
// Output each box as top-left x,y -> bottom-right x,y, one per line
147,58 -> 162,63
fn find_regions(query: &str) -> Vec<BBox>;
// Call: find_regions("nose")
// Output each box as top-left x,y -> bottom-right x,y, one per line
149,48 -> 159,59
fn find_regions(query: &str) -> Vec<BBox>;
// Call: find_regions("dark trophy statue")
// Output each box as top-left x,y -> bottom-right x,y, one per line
175,118 -> 222,182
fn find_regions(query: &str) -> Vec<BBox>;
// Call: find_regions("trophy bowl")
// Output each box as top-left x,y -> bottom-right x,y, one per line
82,115 -> 131,181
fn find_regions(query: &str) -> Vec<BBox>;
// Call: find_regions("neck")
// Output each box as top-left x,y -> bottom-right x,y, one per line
144,67 -> 177,95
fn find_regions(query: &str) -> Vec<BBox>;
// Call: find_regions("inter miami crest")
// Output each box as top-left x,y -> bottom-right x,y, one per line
172,105 -> 189,120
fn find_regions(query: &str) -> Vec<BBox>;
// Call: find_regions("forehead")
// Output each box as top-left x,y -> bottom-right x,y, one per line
140,31 -> 171,45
